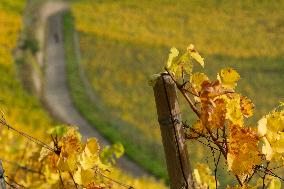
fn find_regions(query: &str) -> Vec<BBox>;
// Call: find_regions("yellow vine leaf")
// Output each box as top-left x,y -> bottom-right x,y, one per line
171,52 -> 193,77
266,110 -> 284,135
268,177 -> 282,189
259,107 -> 284,162
187,44 -> 204,67
166,47 -> 179,69
191,72 -> 209,92
227,125 -> 260,176
79,138 -> 101,170
73,166 -> 95,187
272,133 -> 284,153
85,138 -> 100,156
165,47 -> 182,77
57,153 -> 78,172
224,94 -> 244,126
180,53 -> 193,75
218,68 -> 240,90
193,163 -> 217,189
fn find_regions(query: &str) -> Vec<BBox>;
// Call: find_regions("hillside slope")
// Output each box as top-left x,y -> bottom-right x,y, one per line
67,0 -> 284,180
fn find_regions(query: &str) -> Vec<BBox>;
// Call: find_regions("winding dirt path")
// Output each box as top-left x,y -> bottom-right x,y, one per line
40,1 -> 148,177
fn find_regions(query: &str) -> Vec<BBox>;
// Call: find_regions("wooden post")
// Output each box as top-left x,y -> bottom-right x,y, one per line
0,160 -> 6,189
153,74 -> 194,189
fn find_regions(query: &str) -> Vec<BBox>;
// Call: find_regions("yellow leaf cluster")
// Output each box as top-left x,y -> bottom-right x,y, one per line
257,107 -> 284,162
165,44 -> 204,77
227,125 -> 261,176
38,127 -> 111,188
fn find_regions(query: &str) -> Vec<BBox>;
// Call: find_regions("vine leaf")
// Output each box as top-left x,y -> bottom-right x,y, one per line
223,94 -> 244,126
259,107 -> 284,162
227,125 -> 261,176
218,68 -> 240,90
193,163 -> 218,189
166,47 -> 179,69
187,44 -> 204,67
191,72 -> 209,92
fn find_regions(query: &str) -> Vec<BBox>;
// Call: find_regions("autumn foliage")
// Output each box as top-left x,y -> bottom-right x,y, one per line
151,45 -> 284,188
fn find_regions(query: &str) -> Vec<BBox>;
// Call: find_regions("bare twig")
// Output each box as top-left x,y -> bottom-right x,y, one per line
68,171 -> 78,189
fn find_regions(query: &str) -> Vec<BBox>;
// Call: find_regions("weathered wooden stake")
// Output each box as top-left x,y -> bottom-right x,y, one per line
153,74 -> 194,189
0,160 -> 6,189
